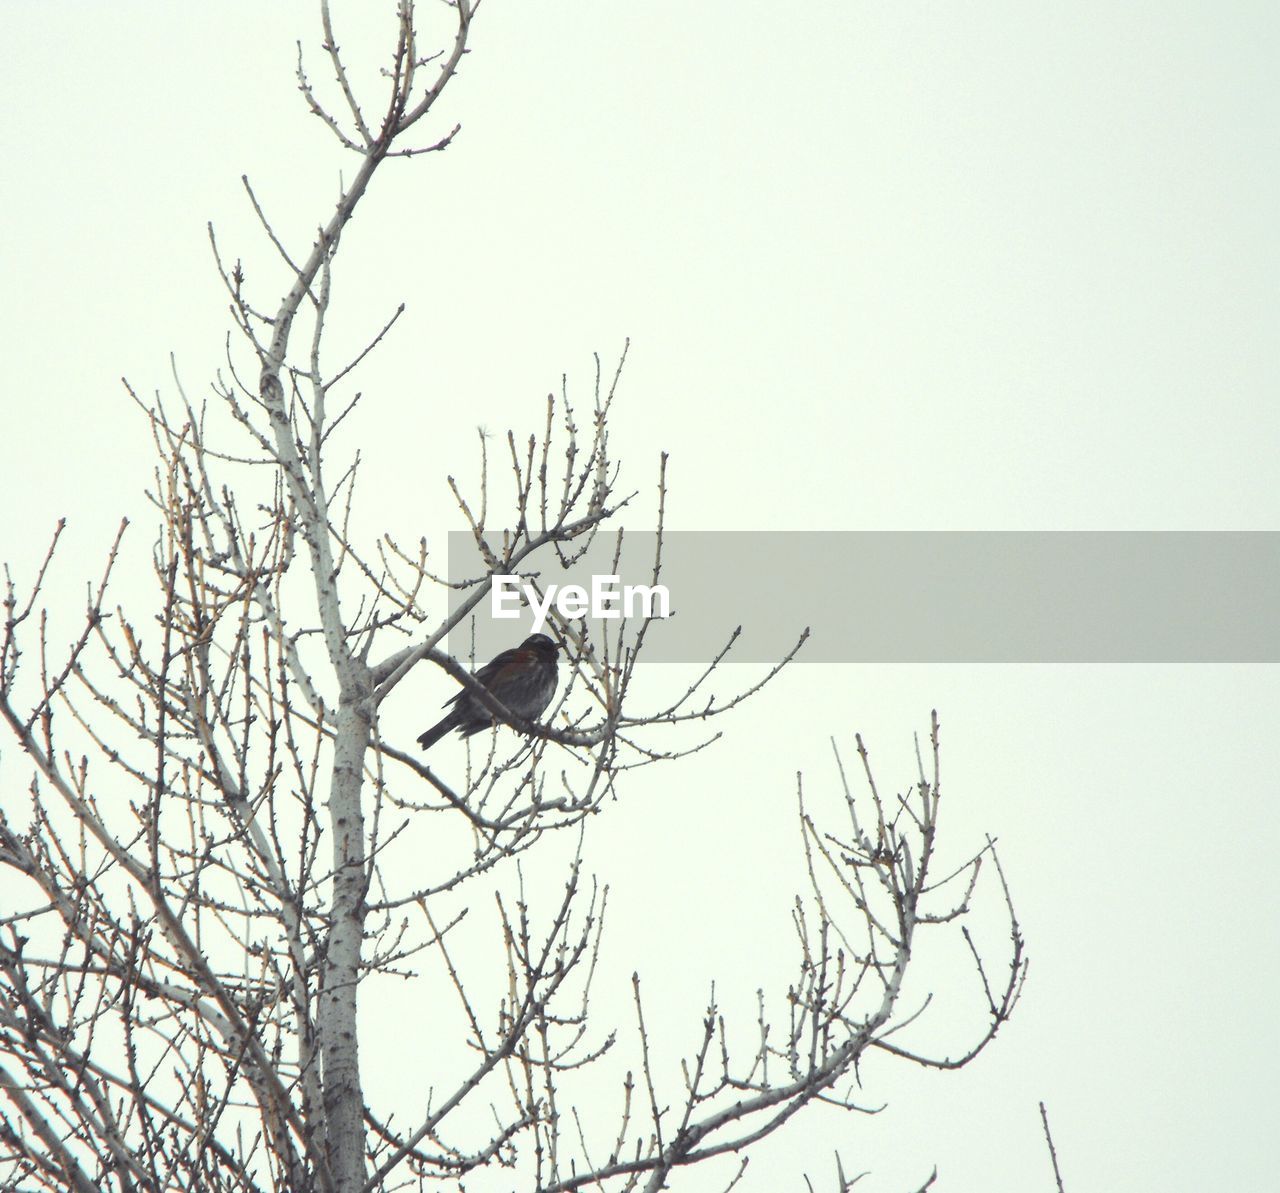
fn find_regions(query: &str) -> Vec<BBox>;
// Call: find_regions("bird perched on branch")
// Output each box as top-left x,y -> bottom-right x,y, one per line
417,633 -> 560,750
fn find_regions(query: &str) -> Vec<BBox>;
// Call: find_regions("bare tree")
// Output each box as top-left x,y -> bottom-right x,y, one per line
0,4 -> 1026,1190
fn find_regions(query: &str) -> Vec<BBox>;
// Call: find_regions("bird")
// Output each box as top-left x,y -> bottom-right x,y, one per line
417,633 -> 560,751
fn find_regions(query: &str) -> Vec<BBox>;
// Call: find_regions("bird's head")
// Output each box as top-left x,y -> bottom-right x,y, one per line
520,633 -> 559,658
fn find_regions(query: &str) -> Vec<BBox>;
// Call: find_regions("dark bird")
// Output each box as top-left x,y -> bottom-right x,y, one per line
417,633 -> 560,751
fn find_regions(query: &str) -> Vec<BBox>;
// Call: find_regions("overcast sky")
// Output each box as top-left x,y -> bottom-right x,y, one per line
2,3 -> 1278,1190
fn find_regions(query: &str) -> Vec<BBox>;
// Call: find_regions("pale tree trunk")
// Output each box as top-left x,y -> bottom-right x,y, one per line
247,6 -> 471,1175
320,695 -> 372,1187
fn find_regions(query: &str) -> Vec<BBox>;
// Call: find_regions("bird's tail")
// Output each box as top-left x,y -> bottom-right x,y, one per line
416,714 -> 455,751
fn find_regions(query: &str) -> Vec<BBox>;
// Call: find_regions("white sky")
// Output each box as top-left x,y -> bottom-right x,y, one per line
2,3 -> 1278,1190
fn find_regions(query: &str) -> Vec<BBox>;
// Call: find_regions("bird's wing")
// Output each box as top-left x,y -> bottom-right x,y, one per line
439,647 -> 523,708
482,650 -> 538,691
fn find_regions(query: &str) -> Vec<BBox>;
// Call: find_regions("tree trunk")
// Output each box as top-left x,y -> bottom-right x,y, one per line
319,692 -> 372,1188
